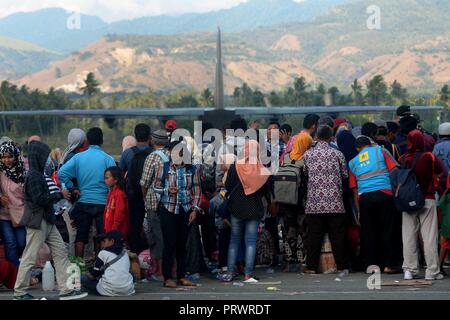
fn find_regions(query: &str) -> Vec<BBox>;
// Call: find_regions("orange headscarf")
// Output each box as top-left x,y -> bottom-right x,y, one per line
236,140 -> 270,196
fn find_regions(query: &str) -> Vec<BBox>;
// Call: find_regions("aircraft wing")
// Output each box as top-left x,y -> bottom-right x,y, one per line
0,106 -> 443,118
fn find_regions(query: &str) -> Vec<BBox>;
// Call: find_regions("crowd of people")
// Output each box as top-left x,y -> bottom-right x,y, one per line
0,104 -> 450,299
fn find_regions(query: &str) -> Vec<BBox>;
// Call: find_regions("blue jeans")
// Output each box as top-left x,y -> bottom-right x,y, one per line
0,220 -> 26,267
227,216 -> 259,276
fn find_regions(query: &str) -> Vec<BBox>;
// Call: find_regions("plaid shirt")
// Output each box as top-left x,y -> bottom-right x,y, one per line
140,149 -> 170,212
153,163 -> 202,215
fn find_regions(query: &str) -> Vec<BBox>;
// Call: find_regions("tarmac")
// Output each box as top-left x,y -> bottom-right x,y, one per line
1,266 -> 450,300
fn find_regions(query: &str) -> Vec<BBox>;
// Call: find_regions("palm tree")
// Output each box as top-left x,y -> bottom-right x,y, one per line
350,79 -> 364,105
80,72 -> 100,97
199,88 -> 214,107
365,75 -> 388,105
293,76 -> 309,106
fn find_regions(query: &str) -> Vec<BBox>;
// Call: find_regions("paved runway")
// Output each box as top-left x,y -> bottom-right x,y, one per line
2,266 -> 450,300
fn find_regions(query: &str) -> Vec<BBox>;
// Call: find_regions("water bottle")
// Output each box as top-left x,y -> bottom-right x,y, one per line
42,261 -> 55,291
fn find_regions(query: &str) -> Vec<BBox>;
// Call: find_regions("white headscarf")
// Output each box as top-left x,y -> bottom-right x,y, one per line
61,128 -> 86,165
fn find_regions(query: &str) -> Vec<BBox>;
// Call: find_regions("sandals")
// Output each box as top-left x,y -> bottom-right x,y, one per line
164,279 -> 177,288
383,267 -> 401,274
303,268 -> 317,274
178,278 -> 197,287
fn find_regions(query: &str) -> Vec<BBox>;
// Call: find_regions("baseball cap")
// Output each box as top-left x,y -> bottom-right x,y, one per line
396,105 -> 411,117
95,230 -> 124,245
165,119 -> 177,131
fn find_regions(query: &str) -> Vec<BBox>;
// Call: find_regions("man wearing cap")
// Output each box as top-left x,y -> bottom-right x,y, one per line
433,123 -> 450,174
81,230 -> 135,296
165,119 -> 177,140
140,129 -> 170,281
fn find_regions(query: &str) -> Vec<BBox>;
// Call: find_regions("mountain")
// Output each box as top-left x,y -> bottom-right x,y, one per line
0,8 -> 107,53
0,0 -> 350,53
0,36 -> 62,80
14,0 -> 450,93
107,0 -> 351,35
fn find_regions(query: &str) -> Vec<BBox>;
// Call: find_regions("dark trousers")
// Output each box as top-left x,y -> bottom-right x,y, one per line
305,213 -> 348,271
128,197 -> 147,254
81,275 -> 100,295
359,191 -> 401,269
218,227 -> 231,269
265,216 -> 280,265
198,213 -> 217,261
160,206 -> 189,281
280,204 -> 305,264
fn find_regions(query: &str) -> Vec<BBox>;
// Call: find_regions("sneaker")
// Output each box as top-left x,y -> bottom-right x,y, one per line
425,273 -> 444,281
404,270 -> 414,280
218,272 -> 233,282
243,277 -> 258,284
59,290 -> 88,301
13,293 -> 35,300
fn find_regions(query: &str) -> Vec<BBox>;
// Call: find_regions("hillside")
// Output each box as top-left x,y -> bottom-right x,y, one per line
15,0 -> 450,93
0,36 -> 62,80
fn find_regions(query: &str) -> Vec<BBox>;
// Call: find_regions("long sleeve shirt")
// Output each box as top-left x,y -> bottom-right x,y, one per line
104,187 -> 130,238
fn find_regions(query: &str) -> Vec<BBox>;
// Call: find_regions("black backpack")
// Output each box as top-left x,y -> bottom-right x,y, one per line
127,146 -> 151,200
390,153 -> 426,213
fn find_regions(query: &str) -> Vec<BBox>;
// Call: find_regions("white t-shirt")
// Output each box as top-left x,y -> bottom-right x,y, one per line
96,250 -> 135,297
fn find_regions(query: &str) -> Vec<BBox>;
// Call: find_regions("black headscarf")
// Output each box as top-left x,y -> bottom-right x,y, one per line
0,141 -> 26,184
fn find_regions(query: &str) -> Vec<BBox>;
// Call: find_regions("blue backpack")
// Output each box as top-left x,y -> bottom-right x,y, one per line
152,150 -> 197,190
390,153 -> 425,213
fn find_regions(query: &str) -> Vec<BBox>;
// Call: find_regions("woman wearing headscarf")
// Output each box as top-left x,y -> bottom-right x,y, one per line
336,124 -> 361,270
220,140 -> 272,283
61,128 -> 87,166
0,141 -> 26,267
337,124 -> 358,164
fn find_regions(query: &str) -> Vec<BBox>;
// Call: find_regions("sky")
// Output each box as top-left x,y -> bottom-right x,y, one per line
0,0 -> 263,22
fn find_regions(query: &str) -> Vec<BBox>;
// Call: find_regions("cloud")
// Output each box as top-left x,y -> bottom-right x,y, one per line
0,0 -> 250,22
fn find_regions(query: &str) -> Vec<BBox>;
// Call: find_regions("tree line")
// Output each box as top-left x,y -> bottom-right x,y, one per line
1,71 -> 449,136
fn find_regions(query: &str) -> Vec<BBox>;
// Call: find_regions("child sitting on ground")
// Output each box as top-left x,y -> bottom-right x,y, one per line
81,230 -> 135,297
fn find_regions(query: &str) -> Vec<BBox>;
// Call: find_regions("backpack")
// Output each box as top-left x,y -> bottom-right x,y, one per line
390,153 -> 426,213
127,146 -> 152,200
199,143 -> 217,193
153,150 -> 197,191
273,156 -> 303,205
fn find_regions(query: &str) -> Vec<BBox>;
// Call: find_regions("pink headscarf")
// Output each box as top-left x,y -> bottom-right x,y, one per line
236,140 -> 270,196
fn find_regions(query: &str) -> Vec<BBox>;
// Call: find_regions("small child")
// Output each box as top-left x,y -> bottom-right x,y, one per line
104,167 -> 129,239
81,230 -> 135,296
